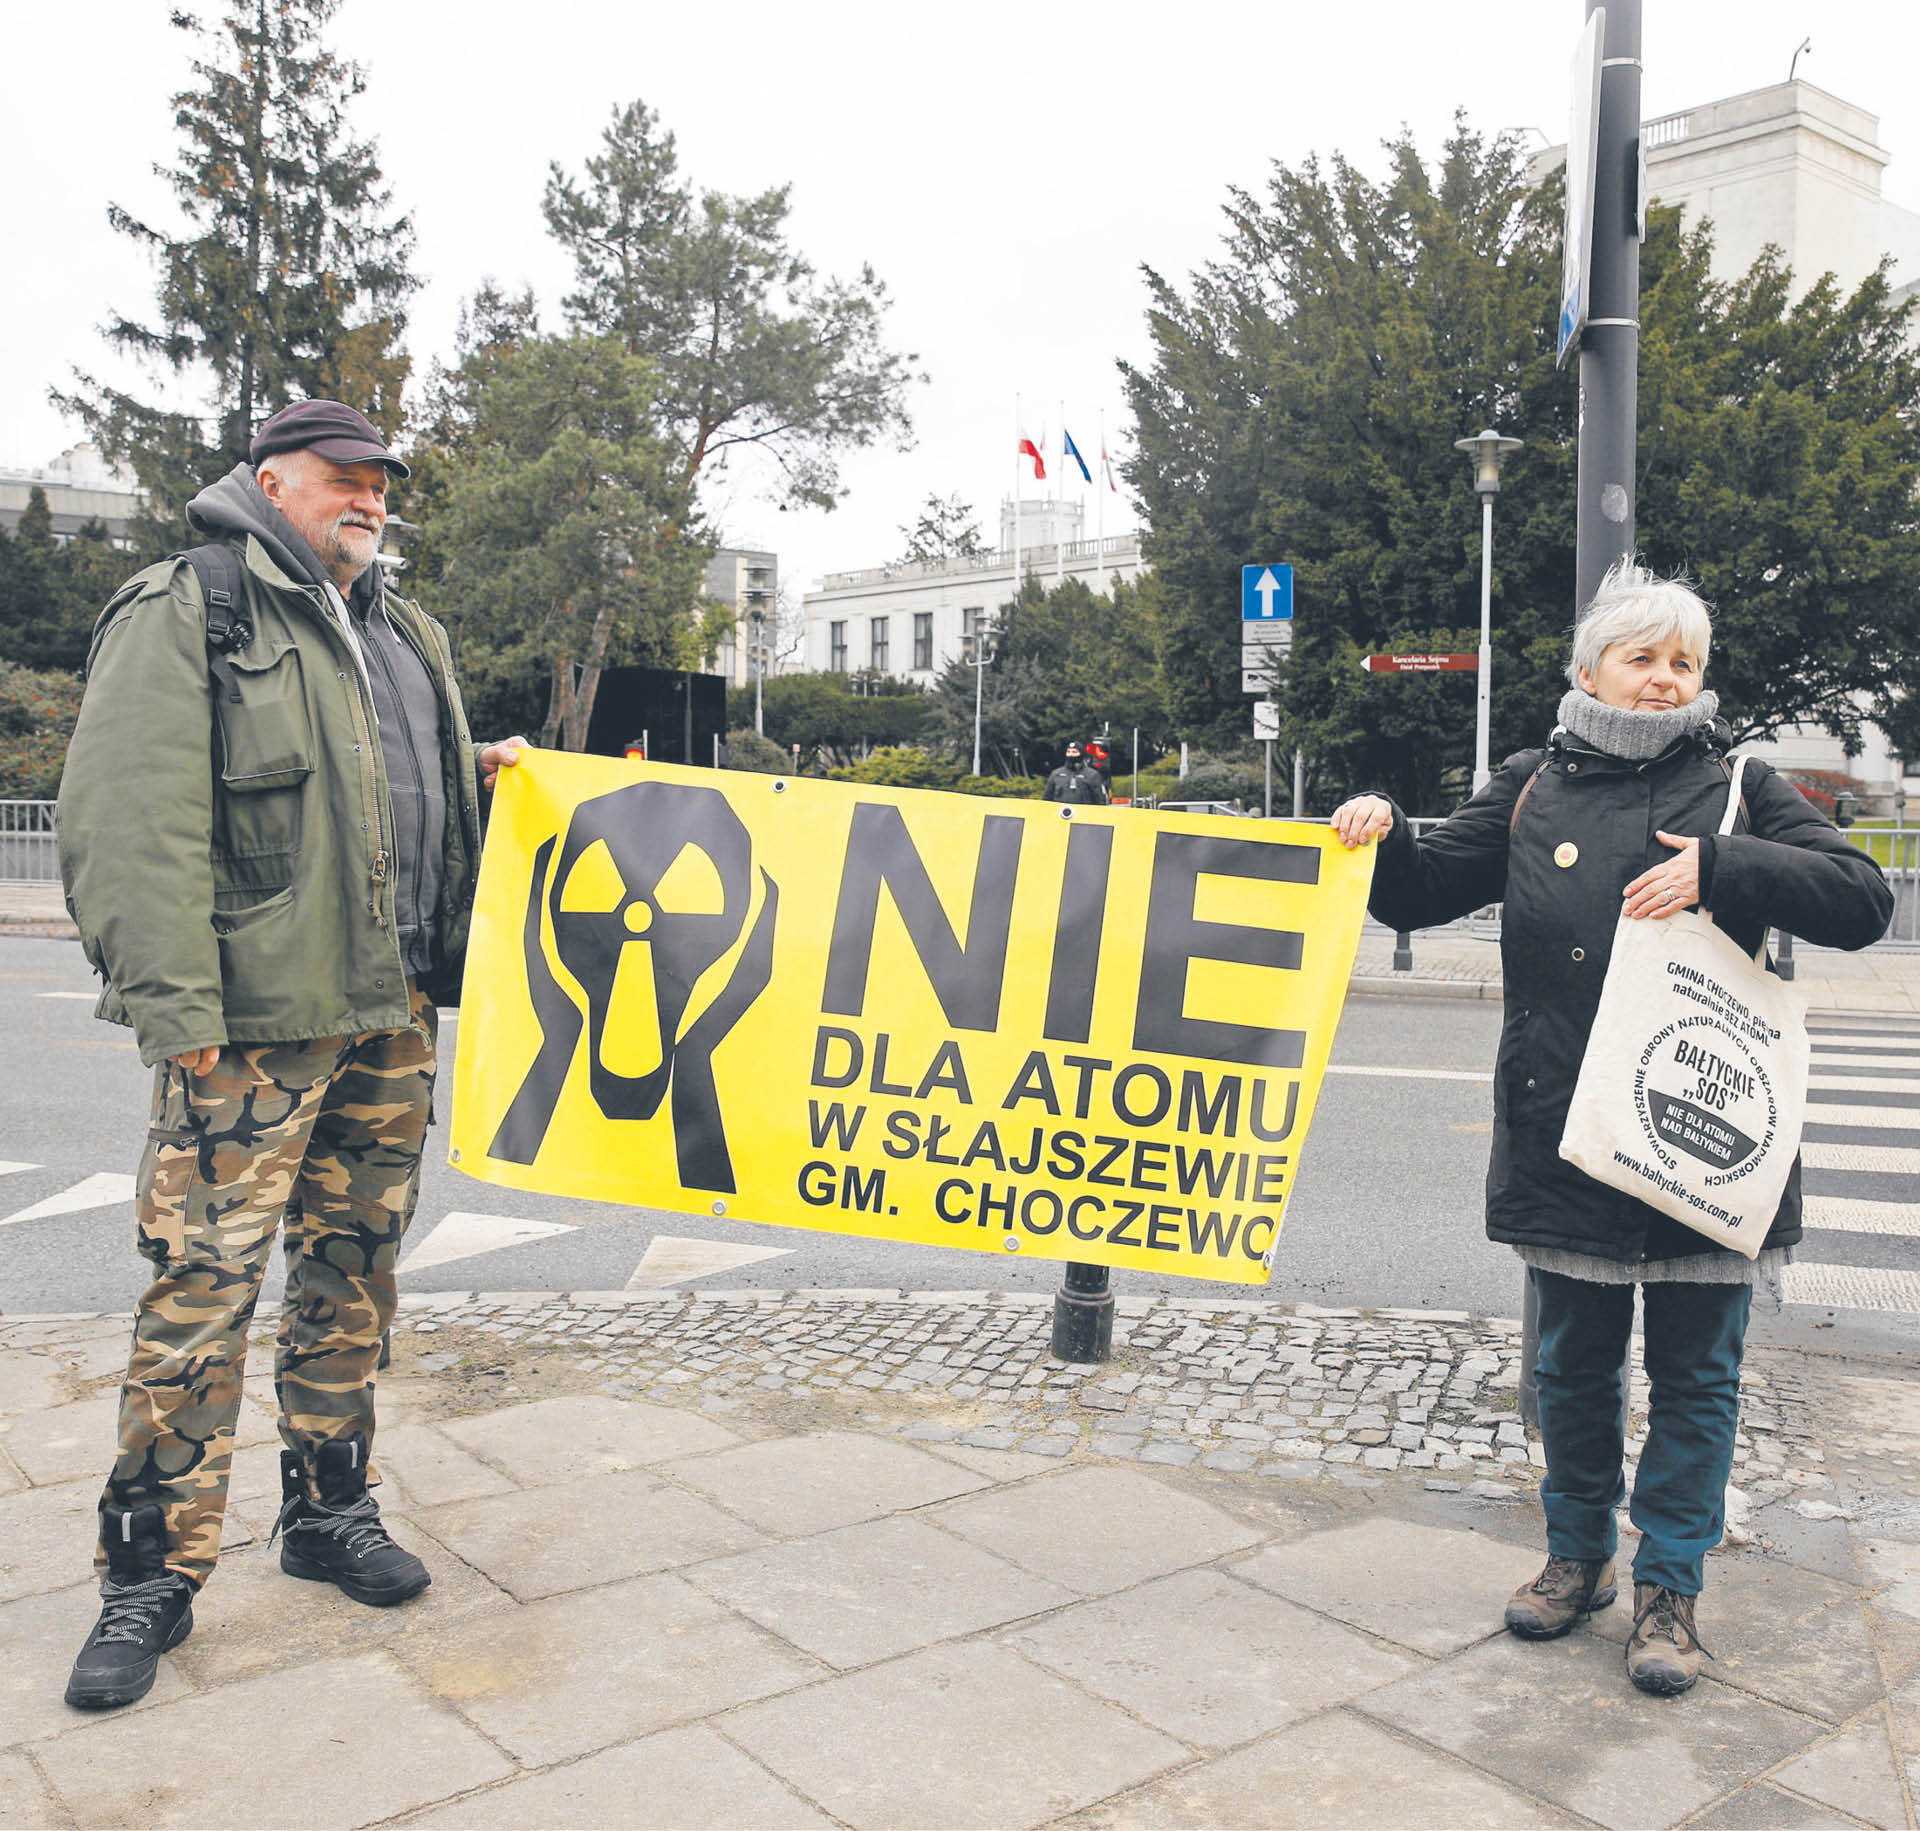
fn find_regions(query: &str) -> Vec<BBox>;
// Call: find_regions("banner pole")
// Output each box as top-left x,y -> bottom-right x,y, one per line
1051,1260 -> 1114,1363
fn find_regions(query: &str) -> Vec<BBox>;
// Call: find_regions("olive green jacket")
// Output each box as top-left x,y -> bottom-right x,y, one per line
58,538 -> 480,1066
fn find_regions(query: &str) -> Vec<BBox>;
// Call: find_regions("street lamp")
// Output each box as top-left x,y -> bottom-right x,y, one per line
749,607 -> 766,736
970,612 -> 995,777
1453,428 -> 1523,793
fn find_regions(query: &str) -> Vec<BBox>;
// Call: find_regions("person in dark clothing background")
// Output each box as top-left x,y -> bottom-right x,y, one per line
1329,560 -> 1891,1698
1043,742 -> 1109,806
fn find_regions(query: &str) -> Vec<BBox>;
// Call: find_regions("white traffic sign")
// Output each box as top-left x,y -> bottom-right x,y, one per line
1558,9 -> 1605,367
1253,701 -> 1280,742
1242,620 -> 1293,648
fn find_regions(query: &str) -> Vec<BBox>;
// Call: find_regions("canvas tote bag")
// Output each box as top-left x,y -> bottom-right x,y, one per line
1557,757 -> 1810,1259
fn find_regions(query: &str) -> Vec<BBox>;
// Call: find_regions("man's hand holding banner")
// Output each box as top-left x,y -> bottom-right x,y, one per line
451,753 -> 1375,1285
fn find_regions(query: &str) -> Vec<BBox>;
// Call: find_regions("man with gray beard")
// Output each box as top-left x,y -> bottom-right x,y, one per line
57,400 -> 524,1708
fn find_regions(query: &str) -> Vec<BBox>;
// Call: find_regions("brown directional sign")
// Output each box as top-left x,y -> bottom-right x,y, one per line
1359,653 -> 1479,675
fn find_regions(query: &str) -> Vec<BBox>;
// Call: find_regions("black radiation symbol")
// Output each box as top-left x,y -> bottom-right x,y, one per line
488,782 -> 779,1192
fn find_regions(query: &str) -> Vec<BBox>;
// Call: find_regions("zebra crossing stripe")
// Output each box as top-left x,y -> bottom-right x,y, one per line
1800,1140 -> 1920,1176
1781,1264 -> 1920,1314
1807,1053 -> 1920,1072
1804,1073 -> 1920,1095
1801,1195 -> 1920,1238
1800,1101 -> 1920,1130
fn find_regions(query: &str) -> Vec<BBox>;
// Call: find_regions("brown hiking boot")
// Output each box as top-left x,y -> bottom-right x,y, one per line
1626,1583 -> 1712,1695
1504,1555 -> 1618,1639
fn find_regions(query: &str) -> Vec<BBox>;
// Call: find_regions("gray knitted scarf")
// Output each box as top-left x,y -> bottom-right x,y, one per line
1556,687 -> 1719,761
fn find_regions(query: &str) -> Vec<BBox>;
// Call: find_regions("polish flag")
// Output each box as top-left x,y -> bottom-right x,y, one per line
1018,422 -> 1047,481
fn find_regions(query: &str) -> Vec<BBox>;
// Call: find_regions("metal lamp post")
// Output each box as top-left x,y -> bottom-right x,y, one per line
970,614 -> 994,777
749,608 -> 766,736
1453,429 -> 1523,793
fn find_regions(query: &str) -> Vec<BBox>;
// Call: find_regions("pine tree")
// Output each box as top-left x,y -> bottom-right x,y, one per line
542,100 -> 920,514
53,1 -> 416,536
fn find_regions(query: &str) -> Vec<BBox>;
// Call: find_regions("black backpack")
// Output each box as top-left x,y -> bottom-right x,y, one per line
177,542 -> 254,704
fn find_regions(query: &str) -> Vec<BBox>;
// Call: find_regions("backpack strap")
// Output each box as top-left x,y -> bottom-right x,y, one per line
1507,756 -> 1552,834
178,543 -> 253,704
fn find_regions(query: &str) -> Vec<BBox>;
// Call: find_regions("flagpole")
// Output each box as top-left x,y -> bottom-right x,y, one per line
1013,392 -> 1023,608
1055,399 -> 1066,584
1097,410 -> 1106,555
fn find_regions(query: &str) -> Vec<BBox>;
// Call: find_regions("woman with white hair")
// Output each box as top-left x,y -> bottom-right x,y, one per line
1330,559 -> 1892,1696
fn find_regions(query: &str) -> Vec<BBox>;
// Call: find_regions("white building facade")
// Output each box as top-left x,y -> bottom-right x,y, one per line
703,546 -> 778,689
0,444 -> 144,544
1537,80 -> 1920,797
803,499 -> 1143,684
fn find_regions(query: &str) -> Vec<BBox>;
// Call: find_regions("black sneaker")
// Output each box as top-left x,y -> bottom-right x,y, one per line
66,1503 -> 195,1710
274,1436 -> 430,1608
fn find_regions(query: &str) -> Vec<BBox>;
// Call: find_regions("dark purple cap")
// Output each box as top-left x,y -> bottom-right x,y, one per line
248,400 -> 411,480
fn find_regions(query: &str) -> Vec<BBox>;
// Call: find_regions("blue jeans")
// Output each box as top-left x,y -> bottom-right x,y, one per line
1532,1268 -> 1752,1595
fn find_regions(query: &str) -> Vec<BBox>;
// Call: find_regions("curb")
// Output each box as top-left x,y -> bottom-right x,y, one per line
1349,974 -> 1500,1002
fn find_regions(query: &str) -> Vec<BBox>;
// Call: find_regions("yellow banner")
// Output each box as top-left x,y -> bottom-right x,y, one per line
450,752 -> 1374,1285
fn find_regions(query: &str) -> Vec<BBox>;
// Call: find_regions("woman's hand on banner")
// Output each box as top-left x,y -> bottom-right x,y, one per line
1622,831 -> 1702,919
1330,796 -> 1394,848
479,736 -> 529,791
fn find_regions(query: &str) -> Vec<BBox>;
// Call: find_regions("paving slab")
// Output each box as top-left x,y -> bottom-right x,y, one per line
689,1513 -> 1076,1668
1682,1783 -> 1861,1829
0,1349 -> 63,1415
925,1441 -> 1073,1481
403,1724 -> 834,1828
0,1451 -> 20,1498
1769,1716 -> 1911,1829
163,1512 -> 511,1688
0,1477 -> 103,1604
1359,1628 -> 1826,1830
1587,1553 -> 1886,1724
373,1421 -> 518,1509
1864,1537 -> 1920,1624
1,1387 -> 278,1490
724,1639 -> 1187,1831
0,1580 -> 193,1749
396,1570 -> 823,1767
40,1330 -> 135,1383
928,1465 -> 1262,1595
1004,1567 -> 1420,1748
440,1394 -> 741,1485
420,1468 -> 766,1601
32,1649 -> 511,1829
1061,1706 -> 1581,1829
658,1429 -> 990,1536
0,1750 -> 60,1831
1232,1514 -> 1544,1656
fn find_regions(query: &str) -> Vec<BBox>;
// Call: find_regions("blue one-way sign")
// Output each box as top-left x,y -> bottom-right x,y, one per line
1241,564 -> 1294,621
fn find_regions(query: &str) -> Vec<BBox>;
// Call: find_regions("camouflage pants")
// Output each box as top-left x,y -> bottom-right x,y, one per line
97,984 -> 436,1587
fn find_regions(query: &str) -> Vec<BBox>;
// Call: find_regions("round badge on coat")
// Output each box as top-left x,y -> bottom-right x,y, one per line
1554,842 -> 1579,869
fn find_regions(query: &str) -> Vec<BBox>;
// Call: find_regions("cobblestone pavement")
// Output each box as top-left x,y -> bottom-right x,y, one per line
397,1288 -> 1839,1550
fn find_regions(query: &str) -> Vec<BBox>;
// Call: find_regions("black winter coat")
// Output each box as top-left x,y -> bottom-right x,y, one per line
1368,724 -> 1894,1265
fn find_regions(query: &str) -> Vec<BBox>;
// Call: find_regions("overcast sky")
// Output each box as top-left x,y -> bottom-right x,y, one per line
9,1 -> 1920,599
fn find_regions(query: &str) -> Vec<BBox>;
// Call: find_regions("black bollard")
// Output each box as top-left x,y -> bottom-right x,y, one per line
1051,1261 -> 1115,1364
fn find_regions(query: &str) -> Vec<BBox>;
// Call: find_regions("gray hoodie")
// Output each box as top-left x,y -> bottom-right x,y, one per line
186,465 -> 447,977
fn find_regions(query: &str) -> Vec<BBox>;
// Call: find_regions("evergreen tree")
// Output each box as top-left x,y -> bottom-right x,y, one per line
405,310 -> 704,751
53,0 -> 415,538
1124,122 -> 1920,809
542,100 -> 920,513
897,493 -> 984,565
0,490 -> 61,671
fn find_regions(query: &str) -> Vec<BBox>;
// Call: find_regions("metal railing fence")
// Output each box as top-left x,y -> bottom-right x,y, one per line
0,800 -> 59,885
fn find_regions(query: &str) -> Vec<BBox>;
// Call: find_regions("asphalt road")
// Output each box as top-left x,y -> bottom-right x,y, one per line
2,934 -> 1910,1358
